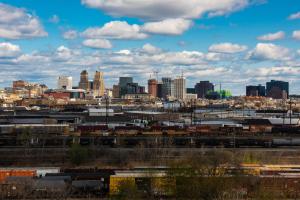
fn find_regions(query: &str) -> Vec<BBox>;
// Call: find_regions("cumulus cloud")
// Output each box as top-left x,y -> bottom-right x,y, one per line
0,3 -> 47,39
83,39 -> 112,49
247,43 -> 291,61
81,0 -> 250,20
141,43 -> 162,54
246,66 -> 300,78
0,42 -> 21,57
115,50 -> 131,55
292,30 -> 300,40
208,42 -> 248,53
257,31 -> 285,41
14,53 -> 50,64
142,18 -> 193,35
54,46 -> 80,61
82,21 -> 148,40
63,30 -> 78,40
288,11 -> 300,20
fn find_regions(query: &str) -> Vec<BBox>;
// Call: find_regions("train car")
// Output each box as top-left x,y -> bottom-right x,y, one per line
76,125 -> 109,135
0,169 -> 36,183
109,170 -> 176,197
272,138 -> 300,147
71,180 -> 104,197
94,136 -> 116,147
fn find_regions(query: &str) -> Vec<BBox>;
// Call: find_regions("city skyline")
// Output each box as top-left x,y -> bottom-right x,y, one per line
0,0 -> 300,95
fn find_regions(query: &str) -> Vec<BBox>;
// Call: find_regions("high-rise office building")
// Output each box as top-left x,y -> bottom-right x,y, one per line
173,76 -> 186,100
112,85 -> 120,98
79,70 -> 89,91
57,76 -> 72,90
119,77 -> 133,96
266,80 -> 289,99
157,82 -> 163,99
148,79 -> 158,97
93,71 -> 105,97
119,77 -> 133,88
89,81 -> 94,91
195,81 -> 214,99
246,85 -> 265,97
162,77 -> 172,99
186,88 -> 196,94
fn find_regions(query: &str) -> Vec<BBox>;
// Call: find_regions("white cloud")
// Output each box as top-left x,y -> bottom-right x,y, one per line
288,11 -> 300,20
0,3 -> 47,39
49,15 -> 60,23
205,52 -> 223,61
54,46 -> 80,61
63,30 -> 78,40
0,42 -> 21,57
247,43 -> 291,61
297,49 -> 300,56
208,42 -> 248,53
246,66 -> 300,77
292,30 -> 300,40
141,43 -> 162,54
14,53 -> 50,64
142,18 -> 193,35
81,0 -> 250,20
106,49 -> 206,66
115,50 -> 131,55
257,31 -> 285,41
83,39 -> 112,49
82,21 -> 148,40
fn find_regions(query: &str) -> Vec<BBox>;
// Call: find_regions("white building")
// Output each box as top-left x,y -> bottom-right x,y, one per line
57,76 -> 72,90
173,76 -> 186,100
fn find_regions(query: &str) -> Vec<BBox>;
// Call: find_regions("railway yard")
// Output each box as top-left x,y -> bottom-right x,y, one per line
1,107 -> 300,198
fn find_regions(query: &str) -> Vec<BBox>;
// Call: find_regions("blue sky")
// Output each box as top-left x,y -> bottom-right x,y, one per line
0,0 -> 300,95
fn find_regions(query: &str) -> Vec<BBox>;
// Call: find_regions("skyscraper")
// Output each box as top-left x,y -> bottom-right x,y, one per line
57,76 -> 72,90
148,79 -> 157,97
79,70 -> 89,91
246,85 -> 265,97
112,85 -> 120,98
162,77 -> 172,99
195,81 -> 214,99
93,71 -> 105,97
157,82 -> 163,99
173,76 -> 186,100
119,77 -> 133,96
266,80 -> 289,99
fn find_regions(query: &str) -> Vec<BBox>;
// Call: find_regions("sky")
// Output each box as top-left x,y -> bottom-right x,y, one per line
0,0 -> 300,95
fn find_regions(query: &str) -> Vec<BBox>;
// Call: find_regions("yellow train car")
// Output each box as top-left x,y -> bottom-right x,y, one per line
109,170 -> 176,197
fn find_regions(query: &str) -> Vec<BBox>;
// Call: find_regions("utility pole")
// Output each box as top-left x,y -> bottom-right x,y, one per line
105,94 -> 109,126
190,99 -> 194,126
288,100 -> 295,125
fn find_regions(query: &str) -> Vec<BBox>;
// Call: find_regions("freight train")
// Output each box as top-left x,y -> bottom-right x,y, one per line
1,134 -> 300,148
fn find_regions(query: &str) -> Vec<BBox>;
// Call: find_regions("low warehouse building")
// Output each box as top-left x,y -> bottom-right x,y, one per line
124,111 -> 179,121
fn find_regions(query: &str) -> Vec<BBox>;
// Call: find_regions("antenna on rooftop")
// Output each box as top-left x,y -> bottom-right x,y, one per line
153,70 -> 159,80
180,68 -> 185,78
